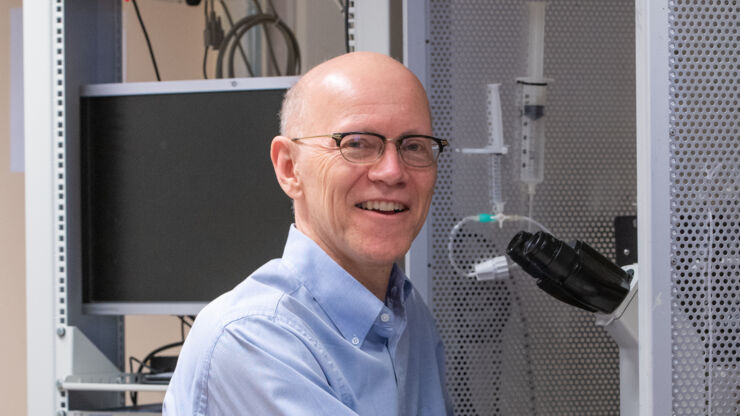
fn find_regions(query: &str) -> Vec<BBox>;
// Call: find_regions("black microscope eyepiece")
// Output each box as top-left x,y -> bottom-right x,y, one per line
506,231 -> 632,314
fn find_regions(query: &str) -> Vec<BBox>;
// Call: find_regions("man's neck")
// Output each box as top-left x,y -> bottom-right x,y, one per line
293,222 -> 395,300
344,262 -> 393,301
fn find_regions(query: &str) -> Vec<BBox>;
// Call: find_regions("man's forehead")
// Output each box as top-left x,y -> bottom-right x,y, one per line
307,69 -> 427,107
320,72 -> 354,92
307,55 -> 421,93
284,53 -> 431,135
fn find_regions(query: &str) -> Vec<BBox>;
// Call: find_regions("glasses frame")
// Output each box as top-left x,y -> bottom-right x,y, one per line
291,132 -> 449,167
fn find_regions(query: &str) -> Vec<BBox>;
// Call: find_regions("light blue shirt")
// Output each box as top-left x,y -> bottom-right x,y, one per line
164,226 -> 452,415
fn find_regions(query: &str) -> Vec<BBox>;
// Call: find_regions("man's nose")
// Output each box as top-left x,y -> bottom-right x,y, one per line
368,143 -> 405,185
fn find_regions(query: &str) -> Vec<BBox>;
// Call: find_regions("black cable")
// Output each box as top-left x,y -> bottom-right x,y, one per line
203,0 -> 210,79
216,14 -> 300,78
129,341 -> 184,405
344,0 -> 351,53
131,0 -> 161,81
262,0 -> 277,17
214,0 -> 300,78
203,44 -> 210,79
128,317 -> 194,404
177,315 -> 193,342
261,0 -> 283,75
218,15 -> 265,78
136,341 -> 184,380
129,355 -> 143,405
226,15 -> 299,78
219,0 -> 255,77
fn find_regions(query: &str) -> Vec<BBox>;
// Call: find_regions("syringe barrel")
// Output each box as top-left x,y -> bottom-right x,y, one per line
526,1 -> 547,80
519,82 -> 548,186
491,155 -> 505,215
486,83 -> 506,153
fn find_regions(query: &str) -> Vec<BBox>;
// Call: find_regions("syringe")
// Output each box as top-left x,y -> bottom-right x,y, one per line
458,83 -> 508,215
517,1 -> 552,227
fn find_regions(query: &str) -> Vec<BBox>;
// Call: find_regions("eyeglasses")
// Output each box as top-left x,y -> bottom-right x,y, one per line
291,132 -> 448,168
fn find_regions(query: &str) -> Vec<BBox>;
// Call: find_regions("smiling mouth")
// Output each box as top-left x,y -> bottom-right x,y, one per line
356,201 -> 409,214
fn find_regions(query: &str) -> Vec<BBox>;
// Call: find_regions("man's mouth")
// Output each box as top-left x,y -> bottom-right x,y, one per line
356,201 -> 408,214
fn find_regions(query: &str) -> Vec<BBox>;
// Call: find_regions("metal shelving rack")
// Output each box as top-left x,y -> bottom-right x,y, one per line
24,1 -> 141,414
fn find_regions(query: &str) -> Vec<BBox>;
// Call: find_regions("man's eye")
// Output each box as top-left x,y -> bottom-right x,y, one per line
342,136 -> 374,149
402,139 -> 430,153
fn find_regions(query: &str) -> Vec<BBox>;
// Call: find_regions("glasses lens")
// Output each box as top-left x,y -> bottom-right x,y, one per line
400,137 -> 439,167
339,133 -> 383,163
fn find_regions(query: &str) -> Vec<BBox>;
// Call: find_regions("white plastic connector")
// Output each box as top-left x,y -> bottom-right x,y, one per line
473,255 -> 510,281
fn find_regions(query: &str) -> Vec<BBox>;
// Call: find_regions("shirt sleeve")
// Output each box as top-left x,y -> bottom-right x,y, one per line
194,315 -> 360,416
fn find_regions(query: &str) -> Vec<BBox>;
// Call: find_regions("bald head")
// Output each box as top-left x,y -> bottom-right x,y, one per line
279,52 -> 430,138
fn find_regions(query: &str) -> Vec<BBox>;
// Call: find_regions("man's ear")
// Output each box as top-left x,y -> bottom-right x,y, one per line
271,136 -> 303,200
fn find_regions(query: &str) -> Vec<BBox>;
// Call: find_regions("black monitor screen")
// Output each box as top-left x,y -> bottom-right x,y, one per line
80,80 -> 294,309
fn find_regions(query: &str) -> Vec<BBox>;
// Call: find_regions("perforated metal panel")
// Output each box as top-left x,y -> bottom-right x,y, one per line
668,1 -> 739,414
426,1 -> 636,414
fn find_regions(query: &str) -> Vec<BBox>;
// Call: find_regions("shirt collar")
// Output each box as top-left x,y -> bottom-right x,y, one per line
281,226 -> 388,346
370,265 -> 412,339
386,264 -> 412,306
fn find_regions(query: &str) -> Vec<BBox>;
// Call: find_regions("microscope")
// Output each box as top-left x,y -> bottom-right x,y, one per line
506,231 -> 639,415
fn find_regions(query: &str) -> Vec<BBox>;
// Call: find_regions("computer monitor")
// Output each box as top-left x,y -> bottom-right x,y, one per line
79,77 -> 298,315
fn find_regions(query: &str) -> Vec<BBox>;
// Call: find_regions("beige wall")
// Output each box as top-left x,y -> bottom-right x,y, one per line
1,1 -> 343,412
123,1 -> 204,82
0,0 -> 26,414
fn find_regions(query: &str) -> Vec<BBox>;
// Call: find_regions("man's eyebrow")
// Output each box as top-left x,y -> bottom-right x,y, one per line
399,130 -> 435,137
350,130 -> 433,137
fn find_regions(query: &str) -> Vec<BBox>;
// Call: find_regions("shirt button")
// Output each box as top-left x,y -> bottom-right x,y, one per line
380,313 -> 390,322
351,336 -> 360,345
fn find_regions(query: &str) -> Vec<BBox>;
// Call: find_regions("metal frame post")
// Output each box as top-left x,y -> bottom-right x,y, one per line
635,0 -> 672,415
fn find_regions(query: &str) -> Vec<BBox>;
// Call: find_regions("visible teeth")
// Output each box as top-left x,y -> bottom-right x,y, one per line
358,201 -> 406,212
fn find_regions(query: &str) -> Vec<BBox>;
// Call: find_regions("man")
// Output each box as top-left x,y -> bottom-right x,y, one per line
164,52 -> 452,415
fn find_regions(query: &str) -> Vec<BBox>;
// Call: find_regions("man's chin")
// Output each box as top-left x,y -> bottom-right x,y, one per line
345,227 -> 418,266
358,243 -> 412,267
